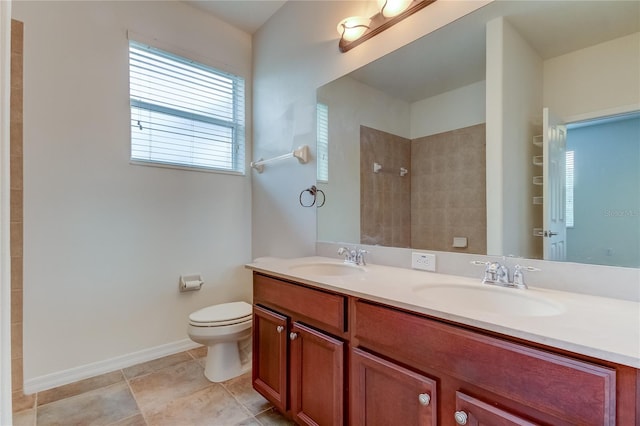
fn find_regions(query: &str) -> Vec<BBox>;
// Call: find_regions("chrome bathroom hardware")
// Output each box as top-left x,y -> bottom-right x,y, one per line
338,246 -> 368,265
299,185 -> 325,207
251,145 -> 309,173
418,393 -> 431,406
512,264 -> 540,288
454,410 -> 468,425
470,260 -> 538,289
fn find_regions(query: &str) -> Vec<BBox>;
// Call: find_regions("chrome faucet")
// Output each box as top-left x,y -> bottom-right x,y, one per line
471,261 -> 539,289
338,247 -> 368,266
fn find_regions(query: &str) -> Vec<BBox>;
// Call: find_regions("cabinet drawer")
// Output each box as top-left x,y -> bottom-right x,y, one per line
455,391 -> 539,426
353,300 -> 616,425
254,273 -> 347,333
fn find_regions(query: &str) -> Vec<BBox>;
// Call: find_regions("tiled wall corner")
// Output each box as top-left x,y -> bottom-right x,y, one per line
359,123 -> 487,254
411,124 -> 487,254
360,126 -> 412,248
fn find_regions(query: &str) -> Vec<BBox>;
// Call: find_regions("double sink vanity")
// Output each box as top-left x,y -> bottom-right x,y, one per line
246,256 -> 640,425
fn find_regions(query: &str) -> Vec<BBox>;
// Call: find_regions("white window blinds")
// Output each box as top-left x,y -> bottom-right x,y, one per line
129,41 -> 245,173
317,103 -> 329,182
566,150 -> 575,227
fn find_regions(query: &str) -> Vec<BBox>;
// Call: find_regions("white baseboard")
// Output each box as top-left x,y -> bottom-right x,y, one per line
24,339 -> 203,394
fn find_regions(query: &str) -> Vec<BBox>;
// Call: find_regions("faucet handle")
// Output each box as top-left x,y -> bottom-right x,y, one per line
512,265 -> 540,289
337,247 -> 349,256
471,260 -> 492,283
517,265 -> 541,272
355,249 -> 369,266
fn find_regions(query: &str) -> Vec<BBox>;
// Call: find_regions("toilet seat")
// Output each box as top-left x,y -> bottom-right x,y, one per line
189,301 -> 252,327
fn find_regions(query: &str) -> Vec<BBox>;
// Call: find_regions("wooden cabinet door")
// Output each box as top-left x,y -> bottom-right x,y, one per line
252,305 -> 288,413
351,348 -> 437,426
454,391 -> 539,426
290,322 -> 344,426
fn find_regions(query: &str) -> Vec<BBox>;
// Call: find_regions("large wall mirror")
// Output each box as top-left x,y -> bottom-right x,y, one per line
317,0 -> 639,268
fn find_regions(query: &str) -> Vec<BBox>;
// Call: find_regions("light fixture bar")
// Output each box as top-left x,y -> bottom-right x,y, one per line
339,0 -> 437,53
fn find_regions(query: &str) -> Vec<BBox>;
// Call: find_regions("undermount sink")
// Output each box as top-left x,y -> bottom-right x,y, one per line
413,284 -> 565,317
288,262 -> 366,276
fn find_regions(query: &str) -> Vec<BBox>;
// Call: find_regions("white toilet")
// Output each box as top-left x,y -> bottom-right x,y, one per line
187,301 -> 253,382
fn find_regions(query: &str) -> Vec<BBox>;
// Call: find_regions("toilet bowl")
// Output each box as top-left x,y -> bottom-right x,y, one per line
187,301 -> 252,382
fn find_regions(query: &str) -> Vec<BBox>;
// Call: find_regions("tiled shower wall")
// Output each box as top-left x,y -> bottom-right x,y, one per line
11,19 -> 32,412
360,124 -> 486,254
360,126 -> 411,247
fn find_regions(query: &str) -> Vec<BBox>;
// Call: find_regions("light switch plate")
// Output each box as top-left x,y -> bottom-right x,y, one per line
411,252 -> 436,272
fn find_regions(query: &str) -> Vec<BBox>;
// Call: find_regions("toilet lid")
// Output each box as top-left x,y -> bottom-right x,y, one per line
189,301 -> 252,325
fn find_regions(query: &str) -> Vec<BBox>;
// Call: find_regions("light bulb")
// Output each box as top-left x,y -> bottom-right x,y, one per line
337,16 -> 371,42
377,0 -> 413,18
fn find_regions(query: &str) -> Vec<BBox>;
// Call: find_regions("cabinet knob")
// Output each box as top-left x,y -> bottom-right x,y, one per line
418,393 -> 430,406
276,325 -> 284,333
289,332 -> 298,340
454,411 -> 468,425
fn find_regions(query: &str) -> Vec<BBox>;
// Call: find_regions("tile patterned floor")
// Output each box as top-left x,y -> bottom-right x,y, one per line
13,347 -> 294,426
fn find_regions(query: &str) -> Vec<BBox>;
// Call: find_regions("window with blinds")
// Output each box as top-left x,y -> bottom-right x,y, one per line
316,103 -> 329,183
129,41 -> 245,173
566,150 -> 575,227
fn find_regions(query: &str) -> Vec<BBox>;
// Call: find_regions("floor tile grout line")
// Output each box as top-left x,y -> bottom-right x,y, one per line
29,392 -> 37,426
122,368 -> 149,426
21,351 -> 281,426
35,380 -> 127,409
217,381 -> 257,424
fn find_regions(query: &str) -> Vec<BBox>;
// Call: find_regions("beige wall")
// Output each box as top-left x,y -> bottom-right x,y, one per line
12,1 -> 253,391
544,32 -> 640,122
486,17 -> 543,259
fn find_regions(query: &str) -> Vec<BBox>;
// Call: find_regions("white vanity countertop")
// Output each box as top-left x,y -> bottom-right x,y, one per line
246,256 -> 640,369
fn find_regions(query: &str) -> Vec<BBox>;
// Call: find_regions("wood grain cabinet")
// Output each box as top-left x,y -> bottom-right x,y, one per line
353,299 -> 622,425
252,273 -> 347,425
290,322 -> 344,425
252,273 -> 639,425
350,347 -> 437,426
252,305 -> 288,413
454,391 -> 539,426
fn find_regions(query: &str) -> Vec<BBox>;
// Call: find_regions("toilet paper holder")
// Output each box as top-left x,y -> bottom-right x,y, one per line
179,274 -> 204,292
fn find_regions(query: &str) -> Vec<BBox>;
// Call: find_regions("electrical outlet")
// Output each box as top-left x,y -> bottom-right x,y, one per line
411,252 -> 436,272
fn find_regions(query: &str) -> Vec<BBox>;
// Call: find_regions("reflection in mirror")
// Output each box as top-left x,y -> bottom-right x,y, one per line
317,0 -> 639,268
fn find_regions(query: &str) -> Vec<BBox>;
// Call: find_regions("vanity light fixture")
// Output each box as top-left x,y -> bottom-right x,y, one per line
337,16 -> 372,42
338,0 -> 437,53
378,0 -> 413,18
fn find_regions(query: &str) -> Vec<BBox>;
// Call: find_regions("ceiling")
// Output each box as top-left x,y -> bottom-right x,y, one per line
185,1 -> 639,103
184,0 -> 287,34
348,1 -> 640,102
